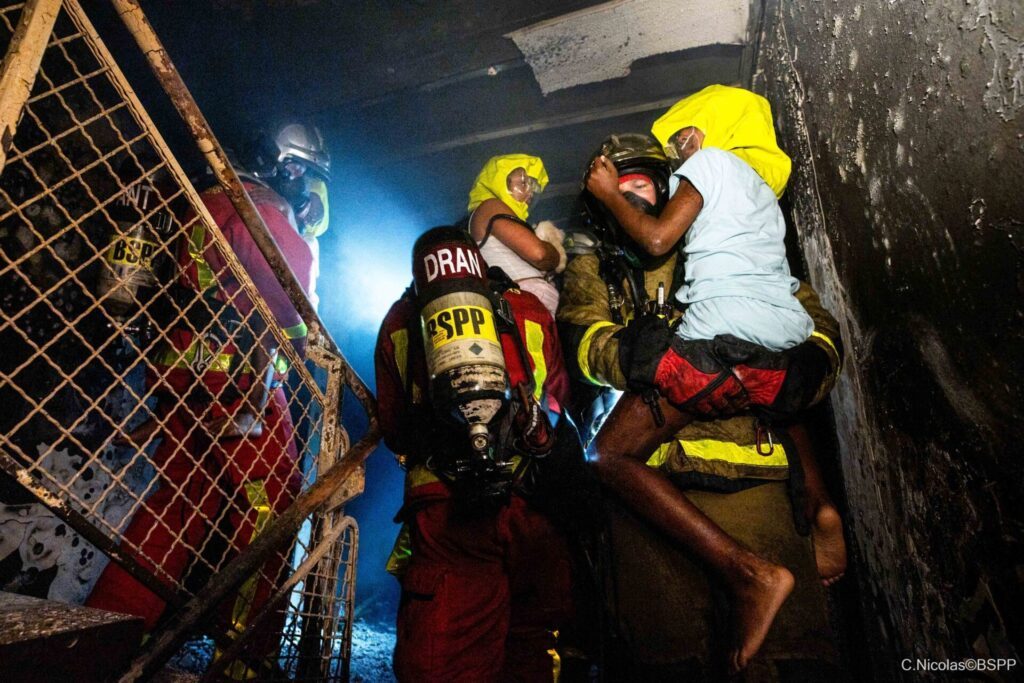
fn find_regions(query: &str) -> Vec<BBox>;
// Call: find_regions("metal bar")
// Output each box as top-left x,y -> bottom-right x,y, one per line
118,433 -> 378,683
108,0 -> 378,452
294,513 -> 328,679
342,57 -> 527,110
339,521 -> 358,681
198,516 -> 354,682
0,0 -> 61,173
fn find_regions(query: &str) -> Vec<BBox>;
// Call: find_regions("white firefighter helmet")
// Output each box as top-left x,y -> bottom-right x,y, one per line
273,123 -> 330,181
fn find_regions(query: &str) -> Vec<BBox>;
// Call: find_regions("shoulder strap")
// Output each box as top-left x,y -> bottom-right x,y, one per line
402,285 -> 424,398
478,212 -> 533,250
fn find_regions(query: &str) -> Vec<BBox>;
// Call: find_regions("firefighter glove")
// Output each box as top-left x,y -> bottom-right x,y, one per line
615,312 -> 676,394
653,338 -> 746,414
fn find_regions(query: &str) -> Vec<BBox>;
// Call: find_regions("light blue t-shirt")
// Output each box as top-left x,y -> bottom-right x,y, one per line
669,147 -> 813,350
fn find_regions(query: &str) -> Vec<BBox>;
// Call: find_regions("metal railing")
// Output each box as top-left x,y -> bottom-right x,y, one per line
0,0 -> 377,680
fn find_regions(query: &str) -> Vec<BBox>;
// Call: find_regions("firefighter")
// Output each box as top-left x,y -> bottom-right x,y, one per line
253,123 -> 331,310
376,225 -> 577,682
558,133 -> 844,678
86,144 -> 316,667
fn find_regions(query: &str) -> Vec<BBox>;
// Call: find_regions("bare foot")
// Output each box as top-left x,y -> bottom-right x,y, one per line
727,556 -> 795,672
811,503 -> 847,586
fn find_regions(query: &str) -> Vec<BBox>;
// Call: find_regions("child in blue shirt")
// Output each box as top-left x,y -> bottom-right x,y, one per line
585,85 -> 845,674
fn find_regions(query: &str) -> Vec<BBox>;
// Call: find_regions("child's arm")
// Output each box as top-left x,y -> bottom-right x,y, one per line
470,198 -> 560,271
586,155 -> 703,256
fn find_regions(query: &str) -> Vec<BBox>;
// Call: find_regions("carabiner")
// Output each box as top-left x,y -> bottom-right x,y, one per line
755,421 -> 775,456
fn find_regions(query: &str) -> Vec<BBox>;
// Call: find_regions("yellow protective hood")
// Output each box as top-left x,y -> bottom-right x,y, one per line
467,154 -> 549,222
651,85 -> 792,198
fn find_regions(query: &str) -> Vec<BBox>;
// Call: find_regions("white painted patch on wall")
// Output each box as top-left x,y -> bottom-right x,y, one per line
892,105 -> 906,134
507,0 -> 749,95
855,118 -> 867,175
868,175 -> 882,206
961,0 -> 1024,121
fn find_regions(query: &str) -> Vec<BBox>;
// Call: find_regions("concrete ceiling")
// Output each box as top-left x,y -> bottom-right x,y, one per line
132,0 -> 758,224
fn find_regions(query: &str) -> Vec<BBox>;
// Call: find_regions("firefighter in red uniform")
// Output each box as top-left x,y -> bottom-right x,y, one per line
376,226 -> 576,682
87,145 -> 319,657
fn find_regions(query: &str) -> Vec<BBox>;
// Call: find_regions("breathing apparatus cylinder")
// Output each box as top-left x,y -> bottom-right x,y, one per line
412,226 -> 510,459
96,165 -> 173,323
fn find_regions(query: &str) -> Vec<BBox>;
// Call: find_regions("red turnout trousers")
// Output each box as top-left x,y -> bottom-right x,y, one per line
393,482 -> 572,683
86,387 -> 301,633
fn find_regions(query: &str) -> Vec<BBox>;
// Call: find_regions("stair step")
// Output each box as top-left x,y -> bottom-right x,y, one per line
0,591 -> 144,683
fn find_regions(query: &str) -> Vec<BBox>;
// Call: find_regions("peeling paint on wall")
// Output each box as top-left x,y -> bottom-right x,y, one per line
962,0 -> 1024,121
507,0 -> 748,95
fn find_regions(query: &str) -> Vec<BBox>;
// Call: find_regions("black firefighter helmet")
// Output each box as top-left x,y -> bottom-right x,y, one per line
578,133 -> 671,268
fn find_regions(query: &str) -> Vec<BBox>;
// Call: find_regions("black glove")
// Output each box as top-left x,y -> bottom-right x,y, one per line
615,313 -> 676,394
771,341 -> 832,415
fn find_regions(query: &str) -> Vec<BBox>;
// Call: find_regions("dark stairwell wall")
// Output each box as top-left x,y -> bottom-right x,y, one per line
753,0 -> 1024,678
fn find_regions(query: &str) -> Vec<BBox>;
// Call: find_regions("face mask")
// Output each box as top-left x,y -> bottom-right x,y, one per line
507,169 -> 543,206
665,130 -> 698,167
274,172 -> 308,210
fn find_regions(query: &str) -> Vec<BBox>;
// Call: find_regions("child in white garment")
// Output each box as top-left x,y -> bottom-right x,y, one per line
466,154 -> 566,317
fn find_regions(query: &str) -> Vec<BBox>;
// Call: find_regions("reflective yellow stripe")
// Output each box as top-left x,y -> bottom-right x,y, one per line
390,328 -> 409,387
282,321 -> 308,340
549,629 -> 561,682
809,329 -> 838,360
272,350 -> 290,375
389,328 -> 423,403
810,329 -> 842,384
155,339 -> 234,374
385,523 -> 413,577
188,223 -> 216,292
646,441 -> 674,468
406,463 -> 440,488
220,480 -> 274,680
646,438 -> 789,469
524,320 -> 546,400
577,321 -> 616,386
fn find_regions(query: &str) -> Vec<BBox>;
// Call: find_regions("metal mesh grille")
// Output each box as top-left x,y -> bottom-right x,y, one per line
0,1 -> 360,679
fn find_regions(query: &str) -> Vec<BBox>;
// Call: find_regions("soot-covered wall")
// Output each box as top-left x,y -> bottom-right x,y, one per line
754,0 -> 1023,677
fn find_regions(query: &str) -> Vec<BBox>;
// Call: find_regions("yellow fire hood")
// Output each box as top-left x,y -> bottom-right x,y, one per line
651,85 -> 792,198
467,154 -> 549,222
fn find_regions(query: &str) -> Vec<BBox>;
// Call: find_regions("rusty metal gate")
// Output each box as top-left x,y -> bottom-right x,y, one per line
0,0 -> 378,680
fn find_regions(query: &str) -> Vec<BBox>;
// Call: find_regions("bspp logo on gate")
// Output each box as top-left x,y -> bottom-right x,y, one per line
108,236 -> 157,268
427,304 -> 497,348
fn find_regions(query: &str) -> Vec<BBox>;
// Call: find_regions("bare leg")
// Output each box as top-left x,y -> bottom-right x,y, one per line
592,394 -> 793,671
787,424 -> 846,586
